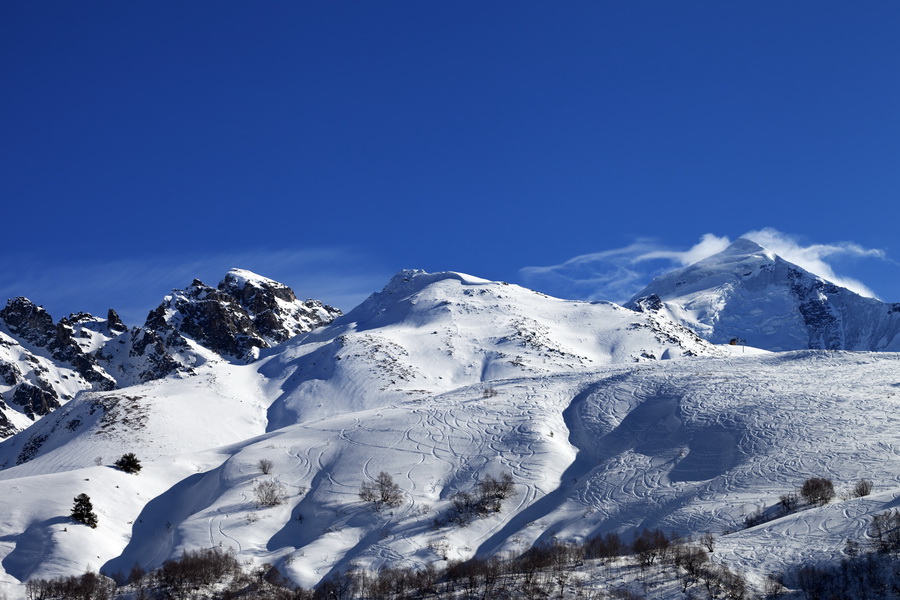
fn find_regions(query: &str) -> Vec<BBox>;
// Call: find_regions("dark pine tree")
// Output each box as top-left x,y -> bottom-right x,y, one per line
71,493 -> 98,528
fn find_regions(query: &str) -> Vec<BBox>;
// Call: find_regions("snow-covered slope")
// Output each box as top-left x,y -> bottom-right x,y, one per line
1,268 -> 896,598
629,238 -> 900,351
261,269 -> 719,426
3,349 -> 899,596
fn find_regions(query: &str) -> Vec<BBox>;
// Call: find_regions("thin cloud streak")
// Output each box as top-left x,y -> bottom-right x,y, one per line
742,228 -> 883,298
519,229 -> 889,303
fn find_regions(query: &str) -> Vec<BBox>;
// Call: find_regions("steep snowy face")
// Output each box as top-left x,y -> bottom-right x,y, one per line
629,239 -> 900,351
262,269 -> 721,426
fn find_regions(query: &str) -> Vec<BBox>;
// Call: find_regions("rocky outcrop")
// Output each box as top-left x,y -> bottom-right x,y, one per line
218,269 -> 342,344
107,309 -> 127,333
0,298 -> 56,347
112,270 -> 342,384
11,382 -> 60,420
0,270 -> 341,435
0,299 -> 116,390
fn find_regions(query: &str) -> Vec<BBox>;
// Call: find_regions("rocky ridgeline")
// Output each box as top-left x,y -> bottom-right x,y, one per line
0,270 -> 341,437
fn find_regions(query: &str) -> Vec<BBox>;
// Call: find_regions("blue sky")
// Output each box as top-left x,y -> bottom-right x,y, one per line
2,2 -> 900,324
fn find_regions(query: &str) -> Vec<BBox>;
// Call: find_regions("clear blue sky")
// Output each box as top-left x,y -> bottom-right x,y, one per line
3,2 -> 900,324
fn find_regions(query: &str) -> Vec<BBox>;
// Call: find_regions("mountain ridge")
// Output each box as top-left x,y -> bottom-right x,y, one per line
2,254 -> 900,597
629,238 -> 900,351
0,270 -> 341,439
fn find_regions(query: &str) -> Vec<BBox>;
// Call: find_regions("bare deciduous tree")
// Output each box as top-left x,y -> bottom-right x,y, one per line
258,458 -> 274,475
254,480 -> 287,507
800,477 -> 835,506
359,471 -> 403,510
852,479 -> 874,498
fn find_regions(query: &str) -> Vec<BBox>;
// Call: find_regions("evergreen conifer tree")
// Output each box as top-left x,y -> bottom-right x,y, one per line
71,493 -> 98,528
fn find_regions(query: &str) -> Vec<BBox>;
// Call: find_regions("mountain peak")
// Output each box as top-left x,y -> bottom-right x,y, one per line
629,238 -> 900,351
719,237 -> 768,257
220,268 -> 282,290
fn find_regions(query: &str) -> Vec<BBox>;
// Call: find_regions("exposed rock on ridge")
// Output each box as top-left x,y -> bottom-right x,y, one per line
0,270 -> 341,437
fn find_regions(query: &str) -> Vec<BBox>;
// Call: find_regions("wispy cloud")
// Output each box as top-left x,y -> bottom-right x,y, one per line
0,248 -> 391,326
519,229 -> 889,303
741,228 -> 884,297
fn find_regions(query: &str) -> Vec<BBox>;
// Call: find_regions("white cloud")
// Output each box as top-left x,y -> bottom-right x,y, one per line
741,228 -> 883,298
518,229 -> 888,303
635,233 -> 732,266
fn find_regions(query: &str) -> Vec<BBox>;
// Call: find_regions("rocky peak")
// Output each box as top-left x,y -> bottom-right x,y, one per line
0,298 -> 56,347
107,309 -> 127,333
132,270 -> 342,374
629,240 -> 900,351
217,269 -> 342,344
142,279 -> 263,361
0,298 -> 116,392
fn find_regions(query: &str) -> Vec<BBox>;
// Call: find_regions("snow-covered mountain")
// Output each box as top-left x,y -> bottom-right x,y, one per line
261,269 -> 719,426
0,270 -> 341,439
100,269 -> 341,387
1,263 -> 900,598
629,238 -> 900,351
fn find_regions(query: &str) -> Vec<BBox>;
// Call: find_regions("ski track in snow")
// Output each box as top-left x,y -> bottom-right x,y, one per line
4,351 -> 900,596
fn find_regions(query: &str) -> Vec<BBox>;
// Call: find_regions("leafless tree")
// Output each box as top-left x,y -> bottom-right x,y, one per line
254,480 -> 287,507
800,477 -> 835,506
852,479 -> 874,498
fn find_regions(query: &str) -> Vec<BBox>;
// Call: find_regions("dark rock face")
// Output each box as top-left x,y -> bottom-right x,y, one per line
131,271 -> 342,376
0,298 -> 116,390
631,294 -> 664,313
0,360 -> 19,386
0,409 -> 14,439
0,298 -> 56,347
127,327 -> 185,382
143,278 -> 267,361
11,382 -> 60,420
107,309 -> 127,333
788,270 -> 843,350
0,269 -> 341,435
218,270 -> 342,344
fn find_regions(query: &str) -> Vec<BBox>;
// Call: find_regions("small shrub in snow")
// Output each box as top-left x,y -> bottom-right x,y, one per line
114,452 -> 142,474
700,531 -> 716,553
254,480 -> 287,507
359,471 -> 403,510
258,458 -> 274,475
71,493 -> 98,528
444,472 -> 515,525
800,477 -> 835,506
853,478 -> 874,498
779,492 -> 799,512
869,509 -> 900,553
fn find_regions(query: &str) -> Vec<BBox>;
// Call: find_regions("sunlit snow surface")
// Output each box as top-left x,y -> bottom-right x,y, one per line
0,271 -> 898,597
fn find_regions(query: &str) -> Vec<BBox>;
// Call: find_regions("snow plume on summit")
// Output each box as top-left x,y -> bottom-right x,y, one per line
629,238 -> 900,351
520,230 -> 887,304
